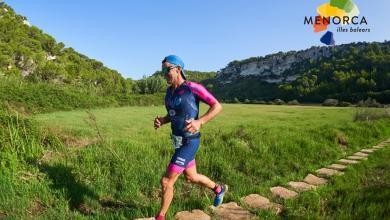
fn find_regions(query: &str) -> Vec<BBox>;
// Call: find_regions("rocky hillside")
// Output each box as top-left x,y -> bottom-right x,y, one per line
217,46 -> 333,84
208,41 -> 390,103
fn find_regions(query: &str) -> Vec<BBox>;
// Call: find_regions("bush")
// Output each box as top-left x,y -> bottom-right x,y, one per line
233,97 -> 240,103
244,99 -> 250,104
337,101 -> 352,107
357,98 -> 384,108
287,99 -> 300,105
0,77 -> 163,114
252,100 -> 265,104
323,99 -> 339,106
273,99 -> 285,105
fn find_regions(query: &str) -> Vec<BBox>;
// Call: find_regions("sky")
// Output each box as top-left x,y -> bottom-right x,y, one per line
4,0 -> 390,79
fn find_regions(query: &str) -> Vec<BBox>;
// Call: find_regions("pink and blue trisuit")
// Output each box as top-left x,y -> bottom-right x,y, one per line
165,81 -> 217,174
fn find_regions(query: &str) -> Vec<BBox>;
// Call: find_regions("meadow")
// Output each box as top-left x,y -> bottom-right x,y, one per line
0,104 -> 389,219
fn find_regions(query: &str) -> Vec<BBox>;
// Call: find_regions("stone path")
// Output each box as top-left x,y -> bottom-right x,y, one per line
327,163 -> 347,171
136,139 -> 389,220
338,159 -> 359,165
240,194 -> 283,214
353,152 -> 369,157
208,202 -> 256,220
316,168 -> 344,177
303,174 -> 328,185
175,210 -> 210,220
347,155 -> 367,160
270,186 -> 298,199
287,181 -> 316,192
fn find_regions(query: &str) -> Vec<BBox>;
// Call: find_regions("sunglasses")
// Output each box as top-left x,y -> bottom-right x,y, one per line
162,66 -> 178,75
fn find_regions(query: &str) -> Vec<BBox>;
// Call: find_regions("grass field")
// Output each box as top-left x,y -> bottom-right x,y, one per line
1,104 -> 389,219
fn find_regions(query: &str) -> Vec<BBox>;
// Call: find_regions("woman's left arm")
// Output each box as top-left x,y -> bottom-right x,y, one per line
185,102 -> 222,133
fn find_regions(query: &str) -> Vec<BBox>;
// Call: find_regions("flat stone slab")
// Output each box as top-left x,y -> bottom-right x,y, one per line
303,174 -> 328,186
240,194 -> 283,215
270,186 -> 298,199
328,164 -> 347,171
287,181 -> 316,192
175,209 -> 210,220
360,149 -> 374,153
210,202 -> 256,220
347,155 -> 368,160
316,168 -> 344,177
353,152 -> 369,157
338,159 -> 359,165
373,145 -> 384,149
241,194 -> 270,209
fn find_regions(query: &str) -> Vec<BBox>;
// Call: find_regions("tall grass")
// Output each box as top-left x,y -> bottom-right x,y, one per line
27,104 -> 390,219
354,107 -> 390,122
0,105 -> 389,218
0,77 -> 163,114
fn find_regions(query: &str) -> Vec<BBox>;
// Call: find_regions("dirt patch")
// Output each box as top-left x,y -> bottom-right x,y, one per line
3,101 -> 32,117
0,211 -> 7,219
100,196 -> 126,209
335,132 -> 348,149
39,150 -> 64,164
45,126 -> 98,148
26,199 -> 45,216
18,171 -> 44,182
99,196 -> 138,211
64,136 -> 98,148
78,203 -> 94,215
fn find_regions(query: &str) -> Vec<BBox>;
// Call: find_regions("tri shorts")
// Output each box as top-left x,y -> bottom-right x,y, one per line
167,137 -> 200,174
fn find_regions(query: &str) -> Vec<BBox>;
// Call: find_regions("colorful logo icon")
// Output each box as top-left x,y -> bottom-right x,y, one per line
311,0 -> 360,45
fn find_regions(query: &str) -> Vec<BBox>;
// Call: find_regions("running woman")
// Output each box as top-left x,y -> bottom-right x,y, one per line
153,55 -> 227,220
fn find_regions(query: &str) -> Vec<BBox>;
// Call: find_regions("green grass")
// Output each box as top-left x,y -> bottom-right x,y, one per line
0,104 -> 389,219
283,146 -> 390,219
0,76 -> 163,114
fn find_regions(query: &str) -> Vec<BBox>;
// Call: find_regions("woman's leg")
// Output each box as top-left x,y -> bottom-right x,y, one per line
184,161 -> 227,207
183,163 -> 216,189
158,171 -> 180,217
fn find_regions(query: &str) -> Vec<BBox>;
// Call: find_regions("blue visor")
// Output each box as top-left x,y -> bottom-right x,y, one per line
162,55 -> 186,80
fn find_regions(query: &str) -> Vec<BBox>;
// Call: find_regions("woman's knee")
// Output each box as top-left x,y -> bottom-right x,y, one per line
161,176 -> 175,189
185,173 -> 198,183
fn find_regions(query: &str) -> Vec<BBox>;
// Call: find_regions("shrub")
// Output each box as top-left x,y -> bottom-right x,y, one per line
244,99 -> 250,104
337,101 -> 352,107
287,99 -> 300,105
273,99 -> 285,105
0,77 -> 164,114
252,100 -> 265,104
323,99 -> 339,106
357,98 -> 383,108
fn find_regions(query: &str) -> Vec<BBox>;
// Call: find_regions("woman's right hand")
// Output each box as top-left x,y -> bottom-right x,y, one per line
154,115 -> 164,129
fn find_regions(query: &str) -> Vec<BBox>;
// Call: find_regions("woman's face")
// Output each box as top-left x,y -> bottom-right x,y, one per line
162,62 -> 180,85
